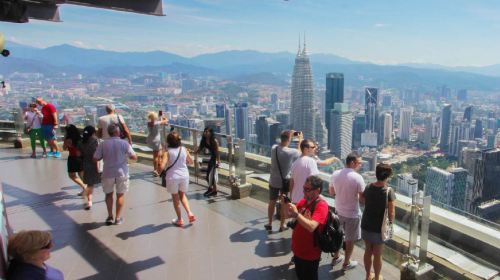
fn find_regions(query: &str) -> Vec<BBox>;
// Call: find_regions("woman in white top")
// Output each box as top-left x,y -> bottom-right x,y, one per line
24,103 -> 47,158
161,131 -> 196,227
146,111 -> 168,176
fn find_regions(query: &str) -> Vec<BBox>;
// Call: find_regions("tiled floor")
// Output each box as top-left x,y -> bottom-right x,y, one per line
0,147 -> 400,279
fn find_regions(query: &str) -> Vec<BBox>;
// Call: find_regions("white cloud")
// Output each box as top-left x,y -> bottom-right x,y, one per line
72,40 -> 88,48
374,23 -> 389,28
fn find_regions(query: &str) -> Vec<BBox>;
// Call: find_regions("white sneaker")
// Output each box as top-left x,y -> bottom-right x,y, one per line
342,260 -> 358,271
331,256 -> 344,266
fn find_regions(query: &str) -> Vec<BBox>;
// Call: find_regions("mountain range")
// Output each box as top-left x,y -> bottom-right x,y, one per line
2,42 -> 500,90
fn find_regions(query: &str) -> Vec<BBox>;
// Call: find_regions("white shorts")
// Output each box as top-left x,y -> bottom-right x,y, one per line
166,178 -> 189,194
102,176 -> 129,194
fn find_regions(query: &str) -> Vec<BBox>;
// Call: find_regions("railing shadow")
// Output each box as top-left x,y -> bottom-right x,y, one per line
230,226 -> 291,258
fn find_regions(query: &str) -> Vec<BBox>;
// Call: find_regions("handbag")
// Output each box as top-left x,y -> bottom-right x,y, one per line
381,187 -> 394,241
116,115 -> 129,140
24,113 -> 36,134
160,147 -> 182,188
275,147 -> 290,192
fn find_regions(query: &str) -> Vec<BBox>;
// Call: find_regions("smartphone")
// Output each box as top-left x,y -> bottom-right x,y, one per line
293,131 -> 301,136
283,196 -> 291,203
159,110 -> 163,117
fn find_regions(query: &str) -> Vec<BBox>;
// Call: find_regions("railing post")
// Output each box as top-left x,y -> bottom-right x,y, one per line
12,108 -> 24,148
230,138 -> 251,199
401,191 -> 434,279
192,130 -> 199,184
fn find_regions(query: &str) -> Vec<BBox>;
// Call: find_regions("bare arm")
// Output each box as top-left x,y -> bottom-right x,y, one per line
289,178 -> 294,197
328,183 -> 336,196
122,120 -> 132,144
317,156 -> 338,167
185,148 -> 194,166
214,139 -> 221,163
359,191 -> 365,205
52,112 -> 58,126
388,200 -> 395,221
160,150 -> 170,170
287,203 -> 320,233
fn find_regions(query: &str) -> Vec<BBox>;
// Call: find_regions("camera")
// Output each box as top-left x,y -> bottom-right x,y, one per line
283,196 -> 291,203
293,131 -> 301,136
159,110 -> 163,117
287,219 -> 297,229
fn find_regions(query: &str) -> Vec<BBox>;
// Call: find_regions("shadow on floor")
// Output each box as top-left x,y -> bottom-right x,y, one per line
116,223 -> 173,240
238,262 -> 296,280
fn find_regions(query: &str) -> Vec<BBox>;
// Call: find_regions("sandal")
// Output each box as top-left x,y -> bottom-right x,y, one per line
264,224 -> 272,232
188,215 -> 196,223
172,218 -> 184,227
279,226 -> 288,232
105,217 -> 114,226
152,170 -> 159,177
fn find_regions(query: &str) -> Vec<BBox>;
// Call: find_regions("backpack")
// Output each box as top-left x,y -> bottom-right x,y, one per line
311,200 -> 344,253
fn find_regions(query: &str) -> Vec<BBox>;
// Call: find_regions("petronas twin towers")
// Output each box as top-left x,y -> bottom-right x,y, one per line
290,37 -> 316,140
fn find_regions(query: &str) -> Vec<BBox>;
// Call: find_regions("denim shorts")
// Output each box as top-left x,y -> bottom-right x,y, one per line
41,125 -> 56,140
362,229 -> 384,245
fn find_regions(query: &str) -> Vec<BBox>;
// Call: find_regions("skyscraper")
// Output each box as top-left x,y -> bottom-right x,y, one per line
424,115 -> 433,150
325,73 -> 344,147
474,119 -> 483,139
382,112 -> 393,145
439,104 -> 452,153
365,87 -> 378,133
426,167 -> 454,207
399,107 -> 412,141
216,104 -> 225,118
234,102 -> 249,140
329,103 -> 352,160
450,168 -> 469,210
471,148 -> 500,211
464,106 -> 473,122
352,114 -> 365,149
271,93 -> 279,111
290,38 -> 315,139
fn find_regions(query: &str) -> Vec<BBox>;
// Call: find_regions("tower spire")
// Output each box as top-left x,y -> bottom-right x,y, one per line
302,32 -> 307,55
297,34 -> 301,56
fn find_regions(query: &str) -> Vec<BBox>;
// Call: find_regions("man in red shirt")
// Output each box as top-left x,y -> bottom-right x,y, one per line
36,97 -> 61,158
287,175 -> 328,280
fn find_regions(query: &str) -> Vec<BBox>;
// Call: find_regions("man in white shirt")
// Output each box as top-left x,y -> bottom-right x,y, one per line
97,104 -> 132,144
289,139 -> 339,204
329,151 -> 365,271
94,124 -> 137,225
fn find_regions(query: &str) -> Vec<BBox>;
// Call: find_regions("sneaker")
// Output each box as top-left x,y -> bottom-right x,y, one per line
331,256 -> 344,266
342,260 -> 358,271
264,224 -> 272,232
47,152 -> 55,157
206,190 -> 217,197
203,188 -> 213,196
42,152 -> 47,158
77,191 -> 84,196
105,217 -> 114,226
188,215 -> 196,223
172,218 -> 184,227
53,152 -> 61,158
30,154 -> 36,158
115,217 -> 124,225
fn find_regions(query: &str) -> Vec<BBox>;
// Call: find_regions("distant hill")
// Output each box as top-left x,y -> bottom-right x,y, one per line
2,42 -> 500,90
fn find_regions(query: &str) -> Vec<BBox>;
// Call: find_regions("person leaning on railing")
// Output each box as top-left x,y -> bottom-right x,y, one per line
146,111 -> 168,177
7,230 -> 64,280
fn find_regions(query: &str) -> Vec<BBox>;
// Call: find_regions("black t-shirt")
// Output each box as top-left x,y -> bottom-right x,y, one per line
361,184 -> 396,233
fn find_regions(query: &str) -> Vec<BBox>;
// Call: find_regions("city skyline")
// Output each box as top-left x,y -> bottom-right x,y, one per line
2,0 -> 500,67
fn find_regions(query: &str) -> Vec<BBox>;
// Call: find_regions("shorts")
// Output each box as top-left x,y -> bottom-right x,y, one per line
269,185 -> 287,201
67,156 -> 83,173
102,176 -> 129,194
362,229 -> 384,245
166,178 -> 189,194
339,215 -> 361,241
41,125 -> 56,141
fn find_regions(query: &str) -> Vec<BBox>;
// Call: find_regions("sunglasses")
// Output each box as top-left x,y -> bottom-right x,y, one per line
39,240 -> 53,250
303,187 -> 317,193
307,145 -> 316,149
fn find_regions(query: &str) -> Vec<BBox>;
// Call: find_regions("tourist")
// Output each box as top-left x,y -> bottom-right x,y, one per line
195,127 -> 220,197
290,139 -> 338,204
146,111 -> 168,176
286,175 -> 329,280
7,230 -> 64,280
94,124 -> 137,225
97,104 -> 132,144
161,131 -> 196,227
24,103 -> 47,158
361,163 -> 396,280
80,126 -> 101,210
265,130 -> 302,233
63,124 -> 86,196
328,151 -> 366,270
35,97 -> 61,158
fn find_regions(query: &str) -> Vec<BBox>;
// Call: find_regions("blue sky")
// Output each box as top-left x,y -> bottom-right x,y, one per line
2,0 -> 500,66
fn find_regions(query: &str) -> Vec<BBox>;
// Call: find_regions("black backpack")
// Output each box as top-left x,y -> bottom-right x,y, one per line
311,200 -> 344,253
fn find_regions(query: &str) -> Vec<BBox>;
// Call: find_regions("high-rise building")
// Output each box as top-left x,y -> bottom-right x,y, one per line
271,93 -> 279,111
325,73 -> 344,146
234,102 -> 249,140
457,89 -> 468,101
275,112 -> 290,129
315,112 -> 327,148
426,167 -> 454,207
365,87 -> 378,133
255,116 -> 281,147
471,148 -> 500,212
450,168 -> 469,210
424,115 -> 433,150
379,112 -> 393,145
352,114 -> 366,149
215,104 -> 225,118
396,173 -> 418,196
439,104 -> 452,153
474,119 -> 483,139
399,107 -> 412,141
381,94 -> 392,108
329,103 -> 352,160
464,106 -> 473,122
290,38 -> 315,139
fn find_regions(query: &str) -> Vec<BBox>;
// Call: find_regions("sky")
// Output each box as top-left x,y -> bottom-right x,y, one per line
1,0 -> 500,67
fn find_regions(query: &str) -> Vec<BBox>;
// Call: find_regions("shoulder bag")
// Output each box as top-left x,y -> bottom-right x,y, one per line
160,147 -> 182,188
381,187 -> 394,241
116,115 -> 129,140
275,147 -> 290,192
